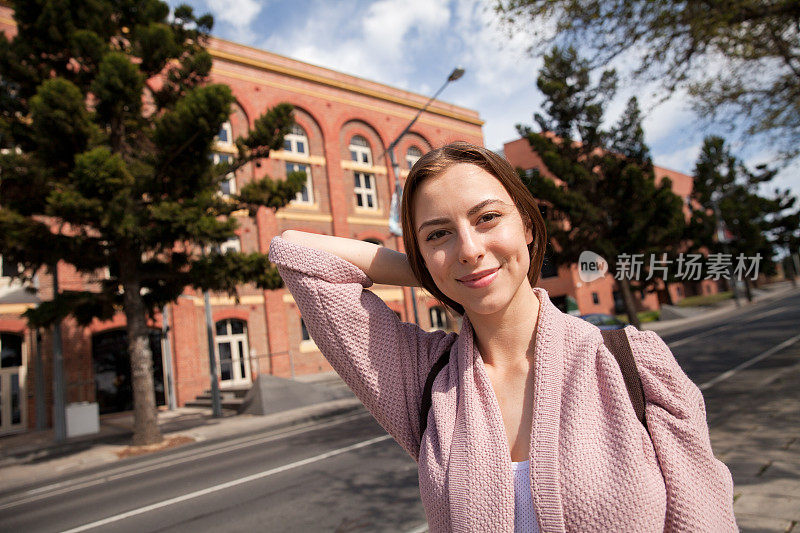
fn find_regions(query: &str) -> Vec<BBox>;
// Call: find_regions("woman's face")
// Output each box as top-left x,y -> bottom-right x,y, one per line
413,163 -> 534,318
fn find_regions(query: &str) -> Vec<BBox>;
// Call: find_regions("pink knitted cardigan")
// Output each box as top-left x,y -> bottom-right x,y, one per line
269,237 -> 737,532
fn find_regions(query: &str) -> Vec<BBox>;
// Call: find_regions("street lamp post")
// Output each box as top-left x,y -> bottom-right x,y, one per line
386,67 -> 464,326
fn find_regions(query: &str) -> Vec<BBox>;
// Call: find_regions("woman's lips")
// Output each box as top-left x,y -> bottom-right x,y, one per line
458,268 -> 499,288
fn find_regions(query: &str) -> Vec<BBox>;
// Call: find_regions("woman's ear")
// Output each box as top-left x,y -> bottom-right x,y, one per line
525,217 -> 534,246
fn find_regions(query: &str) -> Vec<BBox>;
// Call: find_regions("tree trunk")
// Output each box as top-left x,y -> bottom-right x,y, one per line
743,278 -> 753,302
786,256 -> 798,288
120,256 -> 163,446
619,278 -> 642,329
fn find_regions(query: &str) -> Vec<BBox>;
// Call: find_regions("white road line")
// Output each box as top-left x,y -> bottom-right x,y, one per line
699,333 -> 800,391
668,307 -> 787,348
60,434 -> 392,533
757,359 -> 800,388
0,410 -> 370,511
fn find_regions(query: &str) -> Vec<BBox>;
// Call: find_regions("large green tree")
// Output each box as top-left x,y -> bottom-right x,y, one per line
495,0 -> 800,160
688,135 -> 798,297
520,46 -> 685,328
0,1 -> 305,445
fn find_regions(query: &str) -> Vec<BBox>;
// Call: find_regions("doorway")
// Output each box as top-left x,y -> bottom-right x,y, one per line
91,329 -> 166,414
0,332 -> 26,434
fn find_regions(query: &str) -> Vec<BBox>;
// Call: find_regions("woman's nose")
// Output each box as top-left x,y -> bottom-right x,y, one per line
457,228 -> 484,264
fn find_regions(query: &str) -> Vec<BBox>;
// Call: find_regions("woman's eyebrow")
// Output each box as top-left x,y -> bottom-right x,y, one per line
417,198 -> 507,233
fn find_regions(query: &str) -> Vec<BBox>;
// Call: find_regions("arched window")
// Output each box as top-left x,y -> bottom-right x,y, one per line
216,121 -> 233,146
429,306 -> 448,330
284,125 -> 314,204
349,136 -> 376,209
215,319 -> 251,385
349,135 -> 372,165
220,236 -> 241,254
284,124 -> 307,154
212,152 -> 236,196
0,332 -> 24,432
406,145 -> 422,169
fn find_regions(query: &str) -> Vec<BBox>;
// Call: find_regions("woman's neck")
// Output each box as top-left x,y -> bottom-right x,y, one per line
468,284 -> 541,372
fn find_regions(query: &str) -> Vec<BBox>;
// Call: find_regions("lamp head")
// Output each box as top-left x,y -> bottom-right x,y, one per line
448,67 -> 465,82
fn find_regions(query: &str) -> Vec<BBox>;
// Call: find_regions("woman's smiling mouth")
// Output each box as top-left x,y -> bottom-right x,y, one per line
457,267 -> 500,288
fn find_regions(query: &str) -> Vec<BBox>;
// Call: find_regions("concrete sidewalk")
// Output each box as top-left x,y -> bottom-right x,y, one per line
0,373 -> 362,494
706,339 -> 800,532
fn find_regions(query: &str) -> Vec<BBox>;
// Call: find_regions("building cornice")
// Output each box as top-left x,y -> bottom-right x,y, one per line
208,41 -> 484,127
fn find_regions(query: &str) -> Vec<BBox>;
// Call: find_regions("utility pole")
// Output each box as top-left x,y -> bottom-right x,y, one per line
51,264 -> 67,441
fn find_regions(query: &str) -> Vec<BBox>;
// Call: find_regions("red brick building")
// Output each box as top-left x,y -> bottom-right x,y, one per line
0,5 -> 482,434
503,138 -> 720,317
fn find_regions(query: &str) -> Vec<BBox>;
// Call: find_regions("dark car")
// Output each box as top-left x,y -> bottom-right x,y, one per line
579,313 -> 628,330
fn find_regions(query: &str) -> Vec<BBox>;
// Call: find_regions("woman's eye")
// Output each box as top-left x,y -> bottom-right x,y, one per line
426,230 -> 447,241
480,213 -> 501,223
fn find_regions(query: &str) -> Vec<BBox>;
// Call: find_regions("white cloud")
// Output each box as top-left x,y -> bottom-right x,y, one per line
207,0 -> 262,29
653,143 -> 702,174
260,0 -> 450,86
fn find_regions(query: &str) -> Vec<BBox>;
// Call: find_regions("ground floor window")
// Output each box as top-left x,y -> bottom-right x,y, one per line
92,329 -> 165,415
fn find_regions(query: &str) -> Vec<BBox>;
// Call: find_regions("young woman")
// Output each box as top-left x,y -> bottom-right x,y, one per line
268,142 -> 736,532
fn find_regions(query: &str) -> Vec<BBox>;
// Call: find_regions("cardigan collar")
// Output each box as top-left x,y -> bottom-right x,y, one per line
448,288 -> 568,532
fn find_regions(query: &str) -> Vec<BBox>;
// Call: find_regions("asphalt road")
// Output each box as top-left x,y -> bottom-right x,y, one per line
1,289 -> 798,533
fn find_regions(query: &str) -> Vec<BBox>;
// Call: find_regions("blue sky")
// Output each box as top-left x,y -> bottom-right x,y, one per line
168,0 -> 799,197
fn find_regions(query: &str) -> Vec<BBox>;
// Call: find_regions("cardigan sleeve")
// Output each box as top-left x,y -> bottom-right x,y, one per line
624,327 -> 737,532
268,236 -> 455,461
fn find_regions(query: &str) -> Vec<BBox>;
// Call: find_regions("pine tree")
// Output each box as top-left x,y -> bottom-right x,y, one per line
688,136 -> 797,298
519,47 -> 685,328
0,1 -> 305,445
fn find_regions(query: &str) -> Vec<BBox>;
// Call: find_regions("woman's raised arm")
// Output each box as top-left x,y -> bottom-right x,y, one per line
280,229 -> 420,287
268,233 -> 455,461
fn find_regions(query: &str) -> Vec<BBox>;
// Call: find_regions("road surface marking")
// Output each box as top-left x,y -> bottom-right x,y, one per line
60,434 -> 392,532
0,410 -> 370,511
699,333 -> 800,391
668,307 -> 787,348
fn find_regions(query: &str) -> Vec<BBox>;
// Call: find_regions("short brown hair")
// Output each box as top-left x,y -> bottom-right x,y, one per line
400,141 -> 547,316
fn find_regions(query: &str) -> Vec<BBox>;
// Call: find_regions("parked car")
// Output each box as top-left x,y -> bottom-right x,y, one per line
579,313 -> 628,330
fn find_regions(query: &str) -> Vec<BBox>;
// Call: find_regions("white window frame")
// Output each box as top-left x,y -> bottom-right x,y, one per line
216,121 -> 233,146
429,306 -> 448,330
214,319 -> 250,386
349,135 -> 372,165
406,145 -> 422,169
353,171 -> 377,210
283,125 -> 308,155
213,152 -> 236,196
287,162 -> 313,204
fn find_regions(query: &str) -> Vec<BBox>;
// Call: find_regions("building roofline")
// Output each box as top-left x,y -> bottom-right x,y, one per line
208,37 -> 484,127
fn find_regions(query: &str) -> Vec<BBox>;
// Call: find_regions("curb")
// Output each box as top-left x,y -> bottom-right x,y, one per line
0,398 -> 365,468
